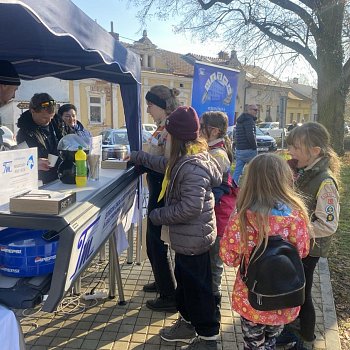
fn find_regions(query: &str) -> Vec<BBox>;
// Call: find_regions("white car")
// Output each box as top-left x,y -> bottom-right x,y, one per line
0,125 -> 17,151
142,123 -> 157,133
258,122 -> 286,139
120,123 -> 157,134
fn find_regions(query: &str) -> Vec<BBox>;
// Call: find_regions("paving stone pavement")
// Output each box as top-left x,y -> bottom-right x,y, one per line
15,255 -> 341,350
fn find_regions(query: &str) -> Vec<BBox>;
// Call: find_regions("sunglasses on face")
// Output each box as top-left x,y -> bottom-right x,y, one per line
38,100 -> 56,109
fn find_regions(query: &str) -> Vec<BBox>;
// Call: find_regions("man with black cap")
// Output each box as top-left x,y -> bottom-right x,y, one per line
0,60 -> 21,150
0,60 -> 20,107
17,92 -> 63,184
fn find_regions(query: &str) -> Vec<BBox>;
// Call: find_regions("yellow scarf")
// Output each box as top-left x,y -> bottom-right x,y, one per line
157,144 -> 202,202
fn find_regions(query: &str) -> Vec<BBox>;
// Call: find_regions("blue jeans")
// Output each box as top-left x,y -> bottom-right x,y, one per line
209,236 -> 223,296
233,149 -> 258,184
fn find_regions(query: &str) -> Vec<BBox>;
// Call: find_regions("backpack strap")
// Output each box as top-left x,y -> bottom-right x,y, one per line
239,255 -> 248,283
239,235 -> 283,283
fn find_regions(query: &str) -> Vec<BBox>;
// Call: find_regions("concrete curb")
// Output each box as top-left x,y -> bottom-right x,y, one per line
318,257 -> 342,350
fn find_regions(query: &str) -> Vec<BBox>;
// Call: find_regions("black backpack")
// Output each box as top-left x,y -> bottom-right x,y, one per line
240,235 -> 305,311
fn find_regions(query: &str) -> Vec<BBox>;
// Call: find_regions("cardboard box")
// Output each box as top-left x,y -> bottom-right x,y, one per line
101,160 -> 129,170
10,190 -> 76,215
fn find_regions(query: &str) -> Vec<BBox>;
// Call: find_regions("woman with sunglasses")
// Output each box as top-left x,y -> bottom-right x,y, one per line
16,92 -> 63,184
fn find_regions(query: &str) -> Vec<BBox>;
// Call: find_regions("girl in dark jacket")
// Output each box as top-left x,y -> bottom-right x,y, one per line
200,111 -> 238,319
130,106 -> 222,350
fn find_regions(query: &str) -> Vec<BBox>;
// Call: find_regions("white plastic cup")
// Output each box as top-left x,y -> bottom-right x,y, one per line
87,154 -> 101,181
47,154 -> 58,167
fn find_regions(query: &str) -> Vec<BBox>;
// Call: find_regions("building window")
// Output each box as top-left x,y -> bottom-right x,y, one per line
89,96 -> 103,124
304,114 -> 309,122
297,113 -> 301,122
290,113 -> 294,123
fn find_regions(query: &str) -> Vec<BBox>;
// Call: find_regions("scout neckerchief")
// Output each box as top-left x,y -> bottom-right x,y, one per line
157,143 -> 202,202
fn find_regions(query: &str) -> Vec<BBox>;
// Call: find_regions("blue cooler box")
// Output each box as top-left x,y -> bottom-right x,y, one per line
0,228 -> 59,277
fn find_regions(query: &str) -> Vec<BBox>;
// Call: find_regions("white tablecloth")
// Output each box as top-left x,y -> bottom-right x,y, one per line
0,304 -> 25,350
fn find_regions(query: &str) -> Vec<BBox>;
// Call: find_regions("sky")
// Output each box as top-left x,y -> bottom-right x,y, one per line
71,0 -> 317,85
71,0 -> 224,57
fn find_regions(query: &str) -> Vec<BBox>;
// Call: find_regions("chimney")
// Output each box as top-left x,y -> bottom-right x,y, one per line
111,21 -> 114,33
229,49 -> 241,66
143,30 -> 148,38
293,77 -> 299,84
218,51 -> 229,60
230,50 -> 238,60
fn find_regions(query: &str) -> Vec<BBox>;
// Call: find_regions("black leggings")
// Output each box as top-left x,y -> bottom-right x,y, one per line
299,255 -> 320,341
146,173 -> 176,297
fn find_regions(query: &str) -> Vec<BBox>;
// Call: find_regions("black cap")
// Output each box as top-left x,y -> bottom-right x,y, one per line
0,60 -> 20,86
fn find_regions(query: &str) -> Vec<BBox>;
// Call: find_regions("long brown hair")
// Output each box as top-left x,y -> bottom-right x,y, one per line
166,136 -> 208,180
200,111 -> 233,162
237,153 -> 309,252
286,122 -> 340,182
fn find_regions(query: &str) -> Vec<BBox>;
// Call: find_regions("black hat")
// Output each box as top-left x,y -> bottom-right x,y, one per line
0,60 -> 20,86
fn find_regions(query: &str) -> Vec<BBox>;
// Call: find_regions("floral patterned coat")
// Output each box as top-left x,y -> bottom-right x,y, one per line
220,207 -> 309,325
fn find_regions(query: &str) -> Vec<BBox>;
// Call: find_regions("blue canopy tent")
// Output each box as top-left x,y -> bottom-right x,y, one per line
0,0 -> 142,150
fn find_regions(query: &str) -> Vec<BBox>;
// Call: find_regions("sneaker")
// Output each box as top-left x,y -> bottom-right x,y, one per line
146,295 -> 177,313
160,317 -> 196,343
288,339 -> 310,350
276,329 -> 300,347
143,281 -> 158,292
301,339 -> 314,350
180,337 -> 218,350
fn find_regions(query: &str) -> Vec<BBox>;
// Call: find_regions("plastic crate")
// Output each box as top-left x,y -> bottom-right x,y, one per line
0,228 -> 58,277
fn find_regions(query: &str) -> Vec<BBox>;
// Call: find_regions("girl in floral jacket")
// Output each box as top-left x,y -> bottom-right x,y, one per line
220,153 -> 310,350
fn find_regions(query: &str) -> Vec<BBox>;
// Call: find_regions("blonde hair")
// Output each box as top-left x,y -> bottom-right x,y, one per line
237,153 -> 309,252
201,111 -> 233,162
149,85 -> 180,116
286,122 -> 340,182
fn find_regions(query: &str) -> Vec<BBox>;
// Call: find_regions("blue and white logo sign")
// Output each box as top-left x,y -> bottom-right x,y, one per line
191,62 -> 239,126
27,155 -> 35,169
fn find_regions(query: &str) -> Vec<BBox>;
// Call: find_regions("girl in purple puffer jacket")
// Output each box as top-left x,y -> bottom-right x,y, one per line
130,106 -> 222,350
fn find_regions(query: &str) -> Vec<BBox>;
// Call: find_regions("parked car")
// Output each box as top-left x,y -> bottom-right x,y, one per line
285,122 -> 303,136
120,123 -> 157,134
100,128 -> 152,155
258,122 -> 286,139
231,126 -> 277,154
142,123 -> 157,133
0,125 -> 17,151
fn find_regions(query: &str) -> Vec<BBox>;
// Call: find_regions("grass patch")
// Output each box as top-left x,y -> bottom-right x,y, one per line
328,152 -> 350,349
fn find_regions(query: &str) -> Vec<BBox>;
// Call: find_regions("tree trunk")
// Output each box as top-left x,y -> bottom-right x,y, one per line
317,64 -> 346,155
316,1 -> 346,155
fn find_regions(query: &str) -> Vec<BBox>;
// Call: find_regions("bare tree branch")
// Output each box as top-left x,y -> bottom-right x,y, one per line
297,0 -> 318,9
269,0 -> 319,40
197,0 -> 233,11
250,19 -> 318,70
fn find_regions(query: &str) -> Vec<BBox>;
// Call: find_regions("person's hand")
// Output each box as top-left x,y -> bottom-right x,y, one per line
38,158 -> 50,171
